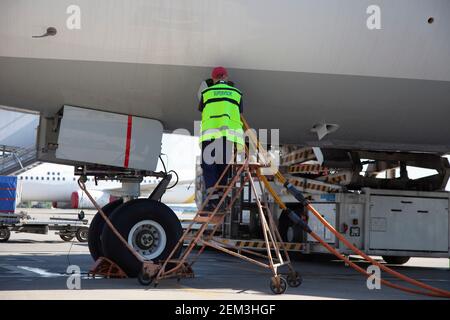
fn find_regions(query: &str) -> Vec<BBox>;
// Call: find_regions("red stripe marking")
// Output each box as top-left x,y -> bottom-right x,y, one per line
0,188 -> 16,191
0,210 -> 14,213
124,115 -> 133,168
0,198 -> 15,201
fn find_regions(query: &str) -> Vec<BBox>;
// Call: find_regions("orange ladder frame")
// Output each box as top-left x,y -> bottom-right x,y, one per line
149,157 -> 300,293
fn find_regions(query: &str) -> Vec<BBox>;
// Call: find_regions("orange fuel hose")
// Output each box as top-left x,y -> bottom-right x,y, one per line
306,200 -> 450,298
243,116 -> 450,298
307,230 -> 445,298
258,172 -> 450,298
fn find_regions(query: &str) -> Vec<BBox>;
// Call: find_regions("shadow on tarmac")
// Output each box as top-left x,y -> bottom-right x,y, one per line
0,249 -> 448,299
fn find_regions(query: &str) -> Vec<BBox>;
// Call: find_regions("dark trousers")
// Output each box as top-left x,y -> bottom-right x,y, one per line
201,138 -> 234,204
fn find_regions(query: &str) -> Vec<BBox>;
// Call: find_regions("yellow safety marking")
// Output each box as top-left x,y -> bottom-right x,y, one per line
287,176 -> 342,193
314,172 -> 351,186
281,148 -> 316,166
213,238 -> 303,251
178,286 -> 223,298
183,194 -> 196,203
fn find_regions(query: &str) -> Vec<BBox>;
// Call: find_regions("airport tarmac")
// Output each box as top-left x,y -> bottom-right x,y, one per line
0,211 -> 449,300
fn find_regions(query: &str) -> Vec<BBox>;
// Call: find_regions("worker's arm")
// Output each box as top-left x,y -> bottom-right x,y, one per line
198,95 -> 204,112
239,96 -> 243,113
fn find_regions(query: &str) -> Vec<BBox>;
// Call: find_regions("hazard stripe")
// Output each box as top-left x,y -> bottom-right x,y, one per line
124,115 -> 133,168
282,148 -> 316,165
0,198 -> 15,201
288,164 -> 329,174
287,177 -> 342,193
213,238 -> 303,251
0,188 -> 16,191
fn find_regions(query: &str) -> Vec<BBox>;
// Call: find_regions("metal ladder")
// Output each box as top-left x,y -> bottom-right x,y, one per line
142,158 -> 302,294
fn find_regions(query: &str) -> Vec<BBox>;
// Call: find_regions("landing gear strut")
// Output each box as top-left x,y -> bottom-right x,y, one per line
78,164 -> 182,278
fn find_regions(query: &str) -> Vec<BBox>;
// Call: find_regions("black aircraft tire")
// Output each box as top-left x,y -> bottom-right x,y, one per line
87,199 -> 123,261
101,199 -> 182,277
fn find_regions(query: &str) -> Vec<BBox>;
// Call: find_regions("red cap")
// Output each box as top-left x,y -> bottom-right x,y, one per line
211,66 -> 228,79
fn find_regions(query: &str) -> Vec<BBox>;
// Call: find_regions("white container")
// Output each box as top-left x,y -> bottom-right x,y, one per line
56,105 -> 163,171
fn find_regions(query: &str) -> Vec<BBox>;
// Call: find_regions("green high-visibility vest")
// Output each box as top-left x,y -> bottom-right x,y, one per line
200,83 -> 244,147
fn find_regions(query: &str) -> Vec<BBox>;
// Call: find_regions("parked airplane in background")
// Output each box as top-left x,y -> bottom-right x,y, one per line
16,163 -> 195,209
15,156 -> 450,209
16,132 -> 200,208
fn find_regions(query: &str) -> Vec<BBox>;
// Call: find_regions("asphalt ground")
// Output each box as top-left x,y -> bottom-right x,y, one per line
1,227 -> 449,300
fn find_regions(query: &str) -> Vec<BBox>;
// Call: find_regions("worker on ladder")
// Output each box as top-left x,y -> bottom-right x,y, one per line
199,67 -> 245,210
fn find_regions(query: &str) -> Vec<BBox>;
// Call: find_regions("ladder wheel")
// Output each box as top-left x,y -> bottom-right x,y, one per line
287,271 -> 302,287
137,270 -> 153,286
269,276 -> 287,294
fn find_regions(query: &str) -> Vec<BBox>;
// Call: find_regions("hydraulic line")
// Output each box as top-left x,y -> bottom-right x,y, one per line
242,116 -> 450,298
279,170 -> 450,298
257,173 -> 448,298
308,230 -> 445,298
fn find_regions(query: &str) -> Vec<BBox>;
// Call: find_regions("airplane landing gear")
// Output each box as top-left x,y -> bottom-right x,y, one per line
88,199 -> 124,260
101,199 -> 182,277
79,165 -> 182,278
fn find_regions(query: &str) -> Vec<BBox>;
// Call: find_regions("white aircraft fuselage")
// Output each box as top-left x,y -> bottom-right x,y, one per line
0,0 -> 449,153
16,163 -> 195,208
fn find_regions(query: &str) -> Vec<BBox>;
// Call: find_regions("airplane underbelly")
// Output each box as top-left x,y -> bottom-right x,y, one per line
1,0 -> 449,81
1,0 -> 449,153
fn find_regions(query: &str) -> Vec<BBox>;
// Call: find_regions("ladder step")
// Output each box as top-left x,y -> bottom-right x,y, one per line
197,210 -> 228,215
194,214 -> 225,224
214,185 -> 242,189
